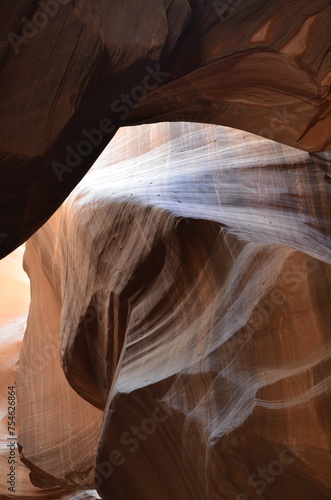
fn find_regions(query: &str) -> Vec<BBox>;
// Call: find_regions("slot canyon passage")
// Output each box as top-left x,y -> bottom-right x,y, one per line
0,1 -> 331,500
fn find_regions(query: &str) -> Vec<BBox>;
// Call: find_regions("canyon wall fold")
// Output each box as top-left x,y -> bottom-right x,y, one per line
14,122 -> 331,499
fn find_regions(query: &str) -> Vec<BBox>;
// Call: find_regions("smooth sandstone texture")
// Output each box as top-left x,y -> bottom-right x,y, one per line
0,0 -> 330,256
15,122 -> 331,499
15,216 -> 103,496
0,248 -> 33,499
0,248 -> 102,499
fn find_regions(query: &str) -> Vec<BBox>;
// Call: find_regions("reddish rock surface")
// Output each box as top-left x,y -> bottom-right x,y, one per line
0,0 -> 330,257
0,1 -> 331,498
9,122 -> 331,499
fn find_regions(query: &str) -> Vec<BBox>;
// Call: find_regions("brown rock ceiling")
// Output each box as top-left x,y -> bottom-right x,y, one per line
0,0 -> 330,257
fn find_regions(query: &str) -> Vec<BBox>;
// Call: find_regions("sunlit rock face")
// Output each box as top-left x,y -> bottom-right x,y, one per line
14,122 -> 331,499
0,250 -> 102,500
0,248 -> 32,499
16,222 -> 103,495
0,0 -> 330,257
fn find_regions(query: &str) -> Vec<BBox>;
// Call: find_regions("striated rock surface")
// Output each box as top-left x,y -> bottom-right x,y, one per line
14,122 -> 331,499
0,249 -> 103,499
0,247 -> 32,499
15,220 -> 103,497
0,0 -> 330,257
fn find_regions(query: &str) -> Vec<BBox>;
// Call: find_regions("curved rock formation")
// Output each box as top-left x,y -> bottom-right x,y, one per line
0,0 -> 330,257
0,248 -> 31,499
14,122 -> 331,499
0,248 -> 100,499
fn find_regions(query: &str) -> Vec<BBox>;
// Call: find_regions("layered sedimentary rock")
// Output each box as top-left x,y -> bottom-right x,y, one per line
15,219 -> 103,496
0,0 -> 330,257
14,122 -> 331,499
1,1 -> 331,497
0,249 -> 103,499
0,248 -> 32,499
